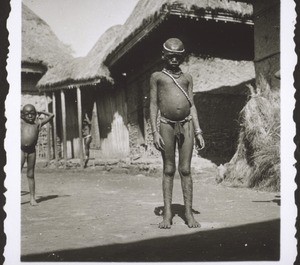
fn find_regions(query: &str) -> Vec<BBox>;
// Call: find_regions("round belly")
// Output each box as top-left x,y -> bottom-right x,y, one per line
159,97 -> 190,121
21,126 -> 39,147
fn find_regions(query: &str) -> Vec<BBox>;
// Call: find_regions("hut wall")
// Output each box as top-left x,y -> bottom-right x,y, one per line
126,74 -> 148,158
95,84 -> 129,159
121,57 -> 164,159
54,91 -> 63,159
253,0 -> 280,88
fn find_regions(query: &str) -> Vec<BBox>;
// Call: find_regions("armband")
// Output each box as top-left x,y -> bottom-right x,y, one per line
194,128 -> 203,136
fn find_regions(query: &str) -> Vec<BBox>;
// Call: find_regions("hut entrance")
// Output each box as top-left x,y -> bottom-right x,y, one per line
64,89 -> 80,159
95,85 -> 129,159
194,90 -> 250,165
81,88 -> 101,157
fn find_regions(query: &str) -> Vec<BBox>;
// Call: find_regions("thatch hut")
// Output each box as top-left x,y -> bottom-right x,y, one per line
22,3 -> 73,159
22,3 -> 73,94
235,0 -> 280,88
217,0 -> 281,191
37,25 -> 127,163
252,0 -> 280,88
103,0 -> 255,163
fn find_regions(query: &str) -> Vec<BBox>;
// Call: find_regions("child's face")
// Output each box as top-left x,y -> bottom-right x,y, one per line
22,106 -> 37,124
163,52 -> 184,69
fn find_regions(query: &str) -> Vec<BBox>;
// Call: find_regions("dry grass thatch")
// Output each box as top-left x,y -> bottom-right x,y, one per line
181,55 -> 255,93
219,78 -> 280,191
37,0 -> 252,89
37,25 -> 122,90
22,4 -> 73,69
105,0 -> 253,63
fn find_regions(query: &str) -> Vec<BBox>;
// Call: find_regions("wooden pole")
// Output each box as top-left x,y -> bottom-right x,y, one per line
52,92 -> 58,166
76,86 -> 84,168
60,89 -> 67,166
44,93 -> 51,163
93,95 -> 100,147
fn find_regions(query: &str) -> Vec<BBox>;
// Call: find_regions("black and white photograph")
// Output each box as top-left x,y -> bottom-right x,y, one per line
4,0 -> 297,264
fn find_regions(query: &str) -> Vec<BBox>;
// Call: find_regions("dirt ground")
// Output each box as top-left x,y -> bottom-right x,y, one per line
21,158 -> 280,262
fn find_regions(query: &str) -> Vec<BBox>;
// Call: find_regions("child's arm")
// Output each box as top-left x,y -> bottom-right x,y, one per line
84,113 -> 92,124
150,72 -> 165,151
186,74 -> 205,150
37,111 -> 54,126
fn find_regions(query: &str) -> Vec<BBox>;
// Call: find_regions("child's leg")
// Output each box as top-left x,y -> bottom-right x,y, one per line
178,121 -> 200,228
21,150 -> 26,169
159,123 -> 176,229
84,137 -> 92,168
27,151 -> 37,206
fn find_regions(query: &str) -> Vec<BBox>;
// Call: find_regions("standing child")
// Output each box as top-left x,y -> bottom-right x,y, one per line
21,104 -> 54,206
150,38 -> 205,228
82,113 -> 92,168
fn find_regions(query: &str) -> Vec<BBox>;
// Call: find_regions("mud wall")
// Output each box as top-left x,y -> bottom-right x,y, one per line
121,57 -> 163,159
253,0 -> 280,88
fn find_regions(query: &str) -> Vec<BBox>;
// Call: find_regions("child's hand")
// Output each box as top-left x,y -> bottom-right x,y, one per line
153,132 -> 165,151
195,133 -> 205,151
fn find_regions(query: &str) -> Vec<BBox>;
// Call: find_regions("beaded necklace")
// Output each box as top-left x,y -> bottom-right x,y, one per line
162,68 -> 182,79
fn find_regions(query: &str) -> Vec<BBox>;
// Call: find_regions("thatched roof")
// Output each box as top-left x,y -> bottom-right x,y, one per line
105,0 -> 253,64
22,4 -> 73,70
181,55 -> 255,93
37,0 -> 253,90
38,25 -> 121,90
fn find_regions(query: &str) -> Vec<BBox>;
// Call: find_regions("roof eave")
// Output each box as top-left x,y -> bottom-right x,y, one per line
105,13 -> 168,68
38,76 -> 113,92
21,62 -> 47,74
105,10 -> 253,68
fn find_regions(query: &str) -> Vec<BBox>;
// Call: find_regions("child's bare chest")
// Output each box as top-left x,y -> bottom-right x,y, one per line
157,74 -> 189,97
21,122 -> 40,145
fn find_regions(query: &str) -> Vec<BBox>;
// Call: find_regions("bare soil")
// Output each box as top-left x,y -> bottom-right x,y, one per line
21,160 -> 280,262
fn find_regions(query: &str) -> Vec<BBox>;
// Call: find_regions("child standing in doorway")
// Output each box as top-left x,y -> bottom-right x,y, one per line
82,113 -> 92,168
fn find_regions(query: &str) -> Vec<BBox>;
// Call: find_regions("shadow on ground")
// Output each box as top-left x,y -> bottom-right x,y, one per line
252,195 -> 281,206
21,194 -> 70,205
154,204 -> 200,224
21,219 -> 280,262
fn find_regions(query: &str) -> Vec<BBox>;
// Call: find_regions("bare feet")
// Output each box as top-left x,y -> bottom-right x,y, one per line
159,211 -> 172,229
84,157 -> 89,168
30,198 -> 38,206
185,213 -> 200,228
159,218 -> 172,229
